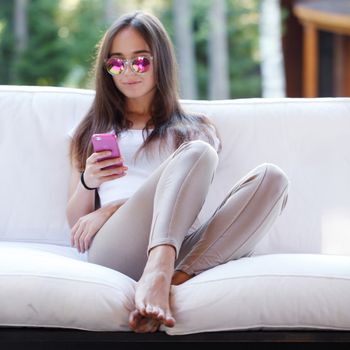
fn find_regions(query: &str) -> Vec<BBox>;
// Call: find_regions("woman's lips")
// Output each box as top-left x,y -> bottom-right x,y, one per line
123,81 -> 141,85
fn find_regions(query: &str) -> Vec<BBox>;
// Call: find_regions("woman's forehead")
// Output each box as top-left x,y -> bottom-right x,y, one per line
110,27 -> 150,56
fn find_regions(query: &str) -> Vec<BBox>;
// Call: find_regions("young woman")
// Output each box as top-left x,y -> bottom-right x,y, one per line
67,11 -> 289,333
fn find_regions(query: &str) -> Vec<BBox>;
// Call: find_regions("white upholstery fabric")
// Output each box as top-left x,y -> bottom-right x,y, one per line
1,242 -> 349,332
0,242 -> 350,335
1,85 -> 350,333
0,86 -> 92,245
165,253 -> 350,334
182,99 -> 350,256
0,242 -> 134,331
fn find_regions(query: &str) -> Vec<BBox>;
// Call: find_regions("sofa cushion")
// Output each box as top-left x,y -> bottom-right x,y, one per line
0,242 -> 134,331
1,242 -> 350,333
182,99 -> 350,256
0,86 -> 93,245
164,253 -> 350,335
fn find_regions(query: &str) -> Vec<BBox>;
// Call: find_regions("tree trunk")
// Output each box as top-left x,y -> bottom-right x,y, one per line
208,0 -> 229,100
13,0 -> 28,82
259,0 -> 286,97
14,0 -> 28,55
104,0 -> 121,26
173,0 -> 197,99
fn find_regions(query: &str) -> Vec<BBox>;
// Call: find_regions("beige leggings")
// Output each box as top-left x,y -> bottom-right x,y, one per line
88,140 -> 289,281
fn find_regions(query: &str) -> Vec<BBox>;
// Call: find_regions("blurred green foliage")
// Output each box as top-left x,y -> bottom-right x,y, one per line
0,0 -> 261,98
17,0 -> 70,85
58,0 -> 106,87
0,2 -> 14,83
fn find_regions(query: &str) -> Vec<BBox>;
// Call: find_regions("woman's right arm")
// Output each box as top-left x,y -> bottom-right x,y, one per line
66,165 -> 96,228
66,151 -> 127,228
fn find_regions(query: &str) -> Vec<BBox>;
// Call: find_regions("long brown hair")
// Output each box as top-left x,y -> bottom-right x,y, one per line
70,11 -> 220,171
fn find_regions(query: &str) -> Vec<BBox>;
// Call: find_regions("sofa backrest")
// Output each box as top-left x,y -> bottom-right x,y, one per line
1,85 -> 350,255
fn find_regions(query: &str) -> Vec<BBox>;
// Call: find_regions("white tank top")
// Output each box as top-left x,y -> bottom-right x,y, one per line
98,129 -> 168,207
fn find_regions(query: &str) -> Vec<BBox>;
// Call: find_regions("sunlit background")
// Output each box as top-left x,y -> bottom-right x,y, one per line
0,0 -> 349,99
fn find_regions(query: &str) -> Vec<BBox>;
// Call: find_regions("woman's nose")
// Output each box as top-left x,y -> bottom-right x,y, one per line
123,61 -> 134,75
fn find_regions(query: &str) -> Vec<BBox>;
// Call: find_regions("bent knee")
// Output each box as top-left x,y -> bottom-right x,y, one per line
182,140 -> 219,167
257,163 -> 289,214
262,163 -> 290,195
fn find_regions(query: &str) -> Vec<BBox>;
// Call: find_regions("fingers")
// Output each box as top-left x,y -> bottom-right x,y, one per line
76,231 -> 93,253
85,152 -> 127,188
83,232 -> 94,253
99,165 -> 128,180
71,223 -> 84,252
87,151 -> 112,164
79,230 -> 94,253
71,220 -> 95,253
88,151 -> 124,169
70,223 -> 77,247
98,157 -> 125,169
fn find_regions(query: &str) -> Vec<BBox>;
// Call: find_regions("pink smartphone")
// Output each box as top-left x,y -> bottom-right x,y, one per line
91,133 -> 123,169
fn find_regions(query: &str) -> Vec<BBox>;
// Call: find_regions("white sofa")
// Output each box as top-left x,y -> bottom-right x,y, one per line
1,85 -> 350,339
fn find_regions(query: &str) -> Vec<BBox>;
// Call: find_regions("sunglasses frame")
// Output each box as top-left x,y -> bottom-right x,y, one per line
105,55 -> 154,76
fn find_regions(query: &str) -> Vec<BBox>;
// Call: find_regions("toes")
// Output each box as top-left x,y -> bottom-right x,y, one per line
156,307 -> 165,321
150,320 -> 160,333
143,304 -> 171,325
145,304 -> 161,319
128,309 -> 141,331
136,302 -> 147,317
129,308 -> 162,333
145,304 -> 154,316
163,311 -> 175,328
134,318 -> 160,333
131,306 -> 174,330
132,316 -> 148,333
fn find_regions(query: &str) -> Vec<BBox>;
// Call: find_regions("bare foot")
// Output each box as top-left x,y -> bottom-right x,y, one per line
129,264 -> 193,332
129,309 -> 160,333
134,245 -> 176,328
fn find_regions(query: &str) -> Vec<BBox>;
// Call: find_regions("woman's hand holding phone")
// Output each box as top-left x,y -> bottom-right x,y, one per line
82,134 -> 128,189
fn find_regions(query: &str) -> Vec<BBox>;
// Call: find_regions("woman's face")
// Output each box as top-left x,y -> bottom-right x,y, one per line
108,27 -> 156,102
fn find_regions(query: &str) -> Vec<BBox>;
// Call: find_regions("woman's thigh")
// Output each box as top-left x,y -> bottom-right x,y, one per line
88,160 -> 168,281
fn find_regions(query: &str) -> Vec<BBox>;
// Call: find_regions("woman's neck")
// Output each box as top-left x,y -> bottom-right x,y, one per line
126,98 -> 152,129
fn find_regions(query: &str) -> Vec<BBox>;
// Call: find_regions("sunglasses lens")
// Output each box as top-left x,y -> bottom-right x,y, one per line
132,56 -> 151,74
106,58 -> 124,75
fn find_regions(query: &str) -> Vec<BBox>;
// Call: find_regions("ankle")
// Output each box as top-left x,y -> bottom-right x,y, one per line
149,244 -> 176,257
148,245 -> 176,266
